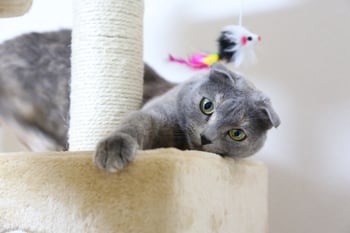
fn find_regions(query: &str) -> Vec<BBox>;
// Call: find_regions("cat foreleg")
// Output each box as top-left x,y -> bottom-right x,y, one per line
93,111 -> 163,172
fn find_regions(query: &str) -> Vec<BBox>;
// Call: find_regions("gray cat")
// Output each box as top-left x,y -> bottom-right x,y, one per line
94,62 -> 280,172
0,30 -> 280,172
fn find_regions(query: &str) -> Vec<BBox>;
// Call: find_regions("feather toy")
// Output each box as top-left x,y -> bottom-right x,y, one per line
169,25 -> 260,69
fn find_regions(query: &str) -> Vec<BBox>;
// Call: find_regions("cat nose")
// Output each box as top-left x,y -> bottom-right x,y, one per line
200,134 -> 212,145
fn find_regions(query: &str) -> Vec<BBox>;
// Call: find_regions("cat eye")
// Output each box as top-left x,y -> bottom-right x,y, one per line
200,98 -> 214,115
228,129 -> 247,141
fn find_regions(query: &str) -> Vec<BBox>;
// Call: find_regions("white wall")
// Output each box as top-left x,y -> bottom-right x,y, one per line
1,0 -> 350,232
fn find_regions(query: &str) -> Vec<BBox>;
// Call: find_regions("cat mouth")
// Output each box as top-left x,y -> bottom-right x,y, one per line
189,139 -> 204,151
190,141 -> 225,157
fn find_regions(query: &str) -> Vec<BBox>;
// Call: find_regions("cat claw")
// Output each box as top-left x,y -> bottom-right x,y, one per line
93,133 -> 138,172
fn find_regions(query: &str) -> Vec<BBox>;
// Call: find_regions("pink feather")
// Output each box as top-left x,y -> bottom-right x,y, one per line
168,53 -> 209,69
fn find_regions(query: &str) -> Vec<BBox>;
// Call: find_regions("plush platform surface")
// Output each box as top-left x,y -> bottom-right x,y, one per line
0,149 -> 267,233
0,0 -> 32,17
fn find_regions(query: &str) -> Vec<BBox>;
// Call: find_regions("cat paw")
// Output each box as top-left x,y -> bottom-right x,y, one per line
94,133 -> 138,172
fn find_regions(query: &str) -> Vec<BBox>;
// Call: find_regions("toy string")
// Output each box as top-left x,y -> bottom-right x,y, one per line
238,0 -> 244,26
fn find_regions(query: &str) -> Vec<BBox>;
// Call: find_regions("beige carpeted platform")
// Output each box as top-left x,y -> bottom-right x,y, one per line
0,0 -> 32,17
0,148 -> 267,233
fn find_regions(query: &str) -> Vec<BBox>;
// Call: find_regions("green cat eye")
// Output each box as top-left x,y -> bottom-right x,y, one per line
200,98 -> 214,115
228,129 -> 247,141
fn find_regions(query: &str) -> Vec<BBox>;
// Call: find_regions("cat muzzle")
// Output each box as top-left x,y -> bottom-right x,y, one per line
200,134 -> 212,145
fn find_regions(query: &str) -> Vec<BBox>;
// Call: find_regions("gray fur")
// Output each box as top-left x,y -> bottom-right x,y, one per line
95,63 -> 280,172
0,30 -> 174,151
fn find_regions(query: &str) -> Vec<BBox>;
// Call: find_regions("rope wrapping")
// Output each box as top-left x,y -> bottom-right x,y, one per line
69,0 -> 144,150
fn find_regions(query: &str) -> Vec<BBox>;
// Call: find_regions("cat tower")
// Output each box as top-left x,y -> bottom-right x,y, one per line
0,0 -> 268,233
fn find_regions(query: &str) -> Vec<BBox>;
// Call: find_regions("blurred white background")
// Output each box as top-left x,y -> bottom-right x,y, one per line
0,0 -> 350,232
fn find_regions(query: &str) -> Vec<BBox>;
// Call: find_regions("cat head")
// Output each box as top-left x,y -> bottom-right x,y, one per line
179,62 -> 280,158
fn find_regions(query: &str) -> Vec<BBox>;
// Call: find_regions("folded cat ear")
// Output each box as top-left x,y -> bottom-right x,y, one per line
209,62 -> 237,85
260,101 -> 281,128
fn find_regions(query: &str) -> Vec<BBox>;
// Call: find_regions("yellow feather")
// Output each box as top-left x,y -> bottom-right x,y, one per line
202,54 -> 219,65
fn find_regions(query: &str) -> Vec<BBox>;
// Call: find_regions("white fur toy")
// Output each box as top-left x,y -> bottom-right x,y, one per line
169,25 -> 261,69
218,25 -> 261,66
169,0 -> 261,68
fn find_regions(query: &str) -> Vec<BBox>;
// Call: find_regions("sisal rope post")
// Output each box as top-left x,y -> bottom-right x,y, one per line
69,0 -> 144,150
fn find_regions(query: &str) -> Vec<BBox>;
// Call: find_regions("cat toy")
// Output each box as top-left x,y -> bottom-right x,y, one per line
169,1 -> 260,68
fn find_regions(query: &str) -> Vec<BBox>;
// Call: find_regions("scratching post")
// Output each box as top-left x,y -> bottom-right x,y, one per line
69,0 -> 144,150
0,0 -> 269,232
0,0 -> 32,17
